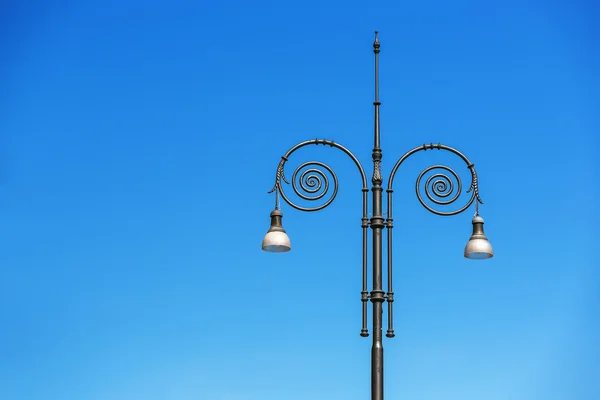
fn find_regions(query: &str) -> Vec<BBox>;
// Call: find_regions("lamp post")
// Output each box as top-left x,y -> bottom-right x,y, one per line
262,32 -> 493,400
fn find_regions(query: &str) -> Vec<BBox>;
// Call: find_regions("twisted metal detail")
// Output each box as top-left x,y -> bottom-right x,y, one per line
268,157 -> 289,194
466,164 -> 483,204
372,160 -> 382,183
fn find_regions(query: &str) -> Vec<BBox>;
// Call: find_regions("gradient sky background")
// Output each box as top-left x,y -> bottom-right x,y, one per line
1,1 -> 598,399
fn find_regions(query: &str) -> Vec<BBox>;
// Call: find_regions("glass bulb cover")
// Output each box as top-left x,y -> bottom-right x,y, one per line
262,231 -> 291,253
464,238 -> 494,259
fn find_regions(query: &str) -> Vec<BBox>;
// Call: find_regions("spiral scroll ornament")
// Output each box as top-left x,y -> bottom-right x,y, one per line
268,139 -> 368,213
415,164 -> 477,216
268,159 -> 339,212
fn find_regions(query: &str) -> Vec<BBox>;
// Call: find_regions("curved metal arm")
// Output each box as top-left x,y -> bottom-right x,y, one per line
387,142 -> 483,215
383,142 -> 484,339
267,138 -> 371,336
268,138 -> 368,211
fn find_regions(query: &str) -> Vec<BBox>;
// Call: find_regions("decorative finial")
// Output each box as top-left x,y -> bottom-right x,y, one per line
373,31 -> 380,52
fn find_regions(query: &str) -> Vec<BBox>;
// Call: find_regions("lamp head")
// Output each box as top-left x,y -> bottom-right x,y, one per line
262,209 -> 291,253
464,214 -> 494,260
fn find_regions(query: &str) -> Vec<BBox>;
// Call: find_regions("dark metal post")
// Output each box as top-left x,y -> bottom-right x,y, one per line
370,31 -> 385,400
265,31 -> 491,400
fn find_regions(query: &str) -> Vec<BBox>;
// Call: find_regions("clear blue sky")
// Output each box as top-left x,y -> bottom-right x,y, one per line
1,1 -> 598,399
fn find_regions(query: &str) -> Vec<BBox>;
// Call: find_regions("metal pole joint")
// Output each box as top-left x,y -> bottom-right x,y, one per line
370,290 -> 386,303
370,216 -> 385,229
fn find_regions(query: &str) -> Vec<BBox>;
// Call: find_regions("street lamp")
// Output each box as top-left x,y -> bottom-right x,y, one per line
262,32 -> 493,400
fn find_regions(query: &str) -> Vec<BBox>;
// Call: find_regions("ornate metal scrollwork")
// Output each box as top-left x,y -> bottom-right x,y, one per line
388,143 -> 483,217
415,164 -> 474,216
268,139 -> 368,212
281,160 -> 339,212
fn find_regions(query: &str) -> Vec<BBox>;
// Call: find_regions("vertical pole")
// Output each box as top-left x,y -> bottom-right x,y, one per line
370,31 -> 385,400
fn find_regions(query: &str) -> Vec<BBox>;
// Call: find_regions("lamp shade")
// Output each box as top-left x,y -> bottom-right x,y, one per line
464,215 -> 494,259
262,209 -> 291,252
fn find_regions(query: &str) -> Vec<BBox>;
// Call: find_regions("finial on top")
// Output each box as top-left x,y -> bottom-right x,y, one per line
373,31 -> 380,52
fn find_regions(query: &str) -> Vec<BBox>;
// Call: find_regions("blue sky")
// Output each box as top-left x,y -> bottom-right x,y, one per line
1,1 -> 598,399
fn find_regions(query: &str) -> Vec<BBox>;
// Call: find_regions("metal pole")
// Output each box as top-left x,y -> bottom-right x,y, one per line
370,31 -> 385,400
265,32 -> 490,400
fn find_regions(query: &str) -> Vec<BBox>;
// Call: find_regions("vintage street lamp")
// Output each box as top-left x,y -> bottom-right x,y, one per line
262,32 -> 493,400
